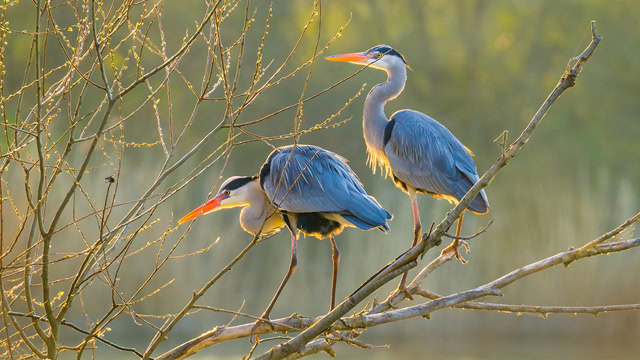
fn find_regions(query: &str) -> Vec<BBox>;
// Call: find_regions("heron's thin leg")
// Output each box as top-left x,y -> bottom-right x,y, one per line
411,194 -> 422,244
441,210 -> 469,263
329,236 -> 340,310
456,210 -> 470,252
394,189 -> 420,301
455,210 -> 465,238
251,220 -> 298,342
261,229 -> 297,319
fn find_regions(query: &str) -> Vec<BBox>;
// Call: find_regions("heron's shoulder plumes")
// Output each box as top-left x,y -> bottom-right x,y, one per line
366,147 -> 393,178
464,145 -> 475,157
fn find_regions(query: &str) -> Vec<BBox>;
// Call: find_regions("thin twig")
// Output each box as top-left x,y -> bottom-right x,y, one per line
411,288 -> 640,318
443,219 -> 493,240
7,311 -> 144,357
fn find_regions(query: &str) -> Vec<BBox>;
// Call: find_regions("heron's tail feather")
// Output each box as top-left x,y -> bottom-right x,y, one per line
341,193 -> 392,231
342,214 -> 391,232
342,215 -> 377,230
455,177 -> 489,214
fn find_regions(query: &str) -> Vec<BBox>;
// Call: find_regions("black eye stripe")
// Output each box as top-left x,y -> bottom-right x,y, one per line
221,176 -> 256,191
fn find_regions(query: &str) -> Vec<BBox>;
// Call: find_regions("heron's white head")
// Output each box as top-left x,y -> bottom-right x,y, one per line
325,44 -> 409,72
178,176 -> 259,224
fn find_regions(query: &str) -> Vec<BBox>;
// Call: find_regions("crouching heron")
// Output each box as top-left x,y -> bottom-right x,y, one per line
179,144 -> 391,337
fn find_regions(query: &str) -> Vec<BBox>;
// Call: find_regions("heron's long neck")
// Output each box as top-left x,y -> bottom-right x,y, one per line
363,64 -> 406,169
239,182 -> 281,235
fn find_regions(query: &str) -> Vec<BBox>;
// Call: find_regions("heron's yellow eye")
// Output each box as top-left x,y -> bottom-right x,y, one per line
376,52 -> 382,59
224,189 -> 231,196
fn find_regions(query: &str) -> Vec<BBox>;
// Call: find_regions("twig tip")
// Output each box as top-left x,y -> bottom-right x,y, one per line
590,20 -> 602,40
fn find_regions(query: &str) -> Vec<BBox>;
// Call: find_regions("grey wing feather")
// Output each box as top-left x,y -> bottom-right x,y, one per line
384,110 -> 489,213
262,145 -> 391,228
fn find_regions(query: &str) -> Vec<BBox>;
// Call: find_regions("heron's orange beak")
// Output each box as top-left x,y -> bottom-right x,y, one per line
178,193 -> 228,225
325,52 -> 369,65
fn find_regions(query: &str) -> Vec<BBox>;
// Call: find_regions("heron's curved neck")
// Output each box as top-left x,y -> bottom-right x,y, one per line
239,181 -> 281,235
363,64 -> 407,152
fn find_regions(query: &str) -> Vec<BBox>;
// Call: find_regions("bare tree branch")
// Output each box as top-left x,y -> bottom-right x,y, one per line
412,288 -> 640,318
154,234 -> 639,360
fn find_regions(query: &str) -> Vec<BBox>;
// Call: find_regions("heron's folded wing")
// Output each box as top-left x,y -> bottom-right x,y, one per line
385,110 -> 489,212
385,111 -> 464,194
262,145 -> 391,227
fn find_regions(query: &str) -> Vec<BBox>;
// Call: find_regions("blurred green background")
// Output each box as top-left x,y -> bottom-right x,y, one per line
3,0 -> 640,358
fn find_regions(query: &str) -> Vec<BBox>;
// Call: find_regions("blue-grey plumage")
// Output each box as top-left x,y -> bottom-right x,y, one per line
385,110 -> 489,214
327,44 -> 489,269
260,144 -> 392,237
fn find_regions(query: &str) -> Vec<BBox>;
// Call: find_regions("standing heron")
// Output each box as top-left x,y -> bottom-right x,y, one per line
178,144 -> 391,332
326,45 -> 489,295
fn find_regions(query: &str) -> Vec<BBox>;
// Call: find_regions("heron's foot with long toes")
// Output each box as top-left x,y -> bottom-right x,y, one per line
441,239 -> 470,264
250,315 -> 275,344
